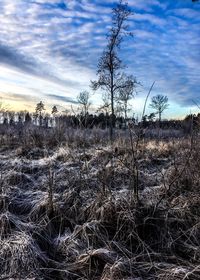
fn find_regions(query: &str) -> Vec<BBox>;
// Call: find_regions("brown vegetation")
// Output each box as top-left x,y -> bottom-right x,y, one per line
0,125 -> 200,279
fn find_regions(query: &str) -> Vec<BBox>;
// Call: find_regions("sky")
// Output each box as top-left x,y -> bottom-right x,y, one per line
0,0 -> 199,119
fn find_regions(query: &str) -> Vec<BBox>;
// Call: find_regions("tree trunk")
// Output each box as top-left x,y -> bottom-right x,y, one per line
110,65 -> 114,143
124,101 -> 127,130
110,93 -> 114,143
158,111 -> 161,128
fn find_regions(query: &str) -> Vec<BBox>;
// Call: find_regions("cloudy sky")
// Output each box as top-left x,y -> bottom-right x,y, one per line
0,0 -> 199,118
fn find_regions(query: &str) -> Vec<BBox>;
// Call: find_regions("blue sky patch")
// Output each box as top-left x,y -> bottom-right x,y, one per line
0,0 -> 199,117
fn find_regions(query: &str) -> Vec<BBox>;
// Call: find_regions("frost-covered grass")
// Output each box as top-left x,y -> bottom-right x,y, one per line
0,128 -> 200,279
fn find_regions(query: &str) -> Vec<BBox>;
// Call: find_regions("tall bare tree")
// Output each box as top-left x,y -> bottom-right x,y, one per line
91,0 -> 134,142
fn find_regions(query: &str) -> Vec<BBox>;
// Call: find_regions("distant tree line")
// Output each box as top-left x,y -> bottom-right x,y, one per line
0,100 -> 199,132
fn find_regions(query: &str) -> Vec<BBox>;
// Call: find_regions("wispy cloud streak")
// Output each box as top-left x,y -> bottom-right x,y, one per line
0,0 -> 199,114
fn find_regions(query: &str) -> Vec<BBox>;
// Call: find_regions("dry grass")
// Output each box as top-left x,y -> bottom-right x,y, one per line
0,128 -> 199,279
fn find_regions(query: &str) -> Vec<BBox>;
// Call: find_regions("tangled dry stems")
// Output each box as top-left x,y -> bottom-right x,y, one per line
0,131 -> 199,279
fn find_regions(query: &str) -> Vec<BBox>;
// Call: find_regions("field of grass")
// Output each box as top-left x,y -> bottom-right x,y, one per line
0,127 -> 200,279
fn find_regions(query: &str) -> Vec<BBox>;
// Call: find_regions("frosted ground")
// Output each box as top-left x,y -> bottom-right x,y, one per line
0,128 -> 200,279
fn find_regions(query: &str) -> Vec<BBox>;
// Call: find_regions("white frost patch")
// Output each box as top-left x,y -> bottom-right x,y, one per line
142,185 -> 165,195
171,267 -> 189,274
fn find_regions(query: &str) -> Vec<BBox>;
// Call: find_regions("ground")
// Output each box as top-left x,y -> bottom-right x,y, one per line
0,128 -> 200,279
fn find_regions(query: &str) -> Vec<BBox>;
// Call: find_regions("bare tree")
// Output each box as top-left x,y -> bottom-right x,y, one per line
149,94 -> 169,126
77,91 -> 91,127
117,74 -> 137,128
91,0 -> 133,142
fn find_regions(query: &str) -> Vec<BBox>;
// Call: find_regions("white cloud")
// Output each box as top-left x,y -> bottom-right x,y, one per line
133,12 -> 167,26
0,0 -> 199,114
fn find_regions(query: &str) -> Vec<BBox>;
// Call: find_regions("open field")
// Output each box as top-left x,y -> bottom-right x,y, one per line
0,127 -> 200,279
